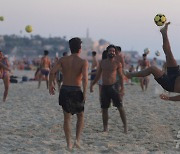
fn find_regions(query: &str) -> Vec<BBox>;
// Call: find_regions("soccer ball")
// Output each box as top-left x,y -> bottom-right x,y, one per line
144,48 -> 150,54
154,14 -> 166,26
25,25 -> 33,33
155,50 -> 160,56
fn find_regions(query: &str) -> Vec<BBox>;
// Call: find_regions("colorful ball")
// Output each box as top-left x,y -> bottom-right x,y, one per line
154,14 -> 166,26
25,25 -> 33,33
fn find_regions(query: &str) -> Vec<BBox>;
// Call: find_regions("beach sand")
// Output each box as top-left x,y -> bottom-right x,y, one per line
0,70 -> 180,153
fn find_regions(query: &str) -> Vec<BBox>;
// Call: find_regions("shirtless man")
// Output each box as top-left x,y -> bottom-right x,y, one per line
136,53 -> 151,91
49,37 -> 88,150
124,22 -> 180,101
38,50 -> 51,89
90,45 -> 127,133
90,51 -> 98,84
0,51 -> 11,102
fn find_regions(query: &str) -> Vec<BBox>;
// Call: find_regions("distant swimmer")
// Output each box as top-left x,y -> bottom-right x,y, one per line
0,51 -> 11,102
124,22 -> 180,101
38,50 -> 51,89
49,37 -> 88,150
136,53 -> 151,91
90,45 -> 127,133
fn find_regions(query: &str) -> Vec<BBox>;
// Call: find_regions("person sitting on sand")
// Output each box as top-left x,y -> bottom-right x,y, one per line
0,51 -> 11,102
49,37 -> 88,150
124,22 -> 180,101
90,45 -> 127,133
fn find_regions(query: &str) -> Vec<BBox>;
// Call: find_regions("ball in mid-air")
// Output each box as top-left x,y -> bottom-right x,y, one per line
0,16 -> 4,21
155,50 -> 160,56
154,14 -> 166,26
144,48 -> 150,54
25,25 -> 33,33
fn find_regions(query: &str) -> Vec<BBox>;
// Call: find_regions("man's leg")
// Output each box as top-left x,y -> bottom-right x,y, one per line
63,111 -> 73,150
117,106 -> 127,134
38,73 -> 42,88
102,108 -> 108,132
75,112 -> 84,148
140,78 -> 144,91
160,22 -> 177,67
124,66 -> 164,79
3,75 -> 10,102
45,76 -> 49,89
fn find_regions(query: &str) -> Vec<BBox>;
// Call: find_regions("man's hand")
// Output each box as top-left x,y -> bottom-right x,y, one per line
119,88 -> 125,98
49,85 -> 56,95
160,94 -> 169,100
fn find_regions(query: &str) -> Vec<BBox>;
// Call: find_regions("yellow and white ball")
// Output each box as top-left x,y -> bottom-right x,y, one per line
25,25 -> 33,33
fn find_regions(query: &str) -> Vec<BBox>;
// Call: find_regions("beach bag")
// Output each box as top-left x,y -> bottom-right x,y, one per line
22,76 -> 28,82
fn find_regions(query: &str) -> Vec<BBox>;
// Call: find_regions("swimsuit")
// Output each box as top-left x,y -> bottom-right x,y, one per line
59,85 -> 85,115
155,66 -> 180,92
100,83 -> 122,109
90,69 -> 97,80
41,69 -> 49,76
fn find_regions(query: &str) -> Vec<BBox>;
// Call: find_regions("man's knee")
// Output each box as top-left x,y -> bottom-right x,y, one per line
77,112 -> 84,119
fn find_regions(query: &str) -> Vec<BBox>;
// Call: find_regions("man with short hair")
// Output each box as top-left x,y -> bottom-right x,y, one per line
136,53 -> 151,91
90,45 -> 127,133
38,50 -> 51,89
49,37 -> 88,150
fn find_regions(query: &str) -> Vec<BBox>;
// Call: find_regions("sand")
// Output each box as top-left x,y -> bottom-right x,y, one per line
0,70 -> 180,153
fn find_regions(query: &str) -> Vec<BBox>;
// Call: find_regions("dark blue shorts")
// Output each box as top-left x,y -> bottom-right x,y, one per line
90,69 -> 97,80
155,66 -> 180,92
41,69 -> 49,76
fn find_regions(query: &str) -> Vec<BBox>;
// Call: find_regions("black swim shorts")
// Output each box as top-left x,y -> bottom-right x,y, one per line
100,83 -> 122,109
155,66 -> 180,92
59,85 -> 85,115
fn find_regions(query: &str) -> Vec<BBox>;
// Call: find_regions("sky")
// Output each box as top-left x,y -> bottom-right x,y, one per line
1,0 -> 180,60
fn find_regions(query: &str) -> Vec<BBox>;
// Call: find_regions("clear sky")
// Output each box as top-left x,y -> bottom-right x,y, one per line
1,0 -> 180,60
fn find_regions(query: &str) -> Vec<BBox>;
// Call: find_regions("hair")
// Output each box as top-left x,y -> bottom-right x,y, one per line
102,50 -> 108,60
106,44 -> 116,52
143,53 -> 147,57
116,46 -> 121,52
69,37 -> 82,54
63,52 -> 67,56
44,50 -> 49,55
92,51 -> 96,56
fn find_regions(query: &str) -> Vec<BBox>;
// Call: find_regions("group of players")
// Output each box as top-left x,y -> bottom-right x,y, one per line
0,22 -> 180,150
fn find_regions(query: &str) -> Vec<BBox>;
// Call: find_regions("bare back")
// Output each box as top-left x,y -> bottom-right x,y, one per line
41,56 -> 51,70
60,55 -> 85,86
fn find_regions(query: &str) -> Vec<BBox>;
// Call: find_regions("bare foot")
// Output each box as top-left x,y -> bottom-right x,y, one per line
74,140 -> 83,149
66,144 -> 73,151
160,22 -> 171,34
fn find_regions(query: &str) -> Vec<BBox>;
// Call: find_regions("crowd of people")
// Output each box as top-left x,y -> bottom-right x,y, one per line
0,22 -> 180,150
